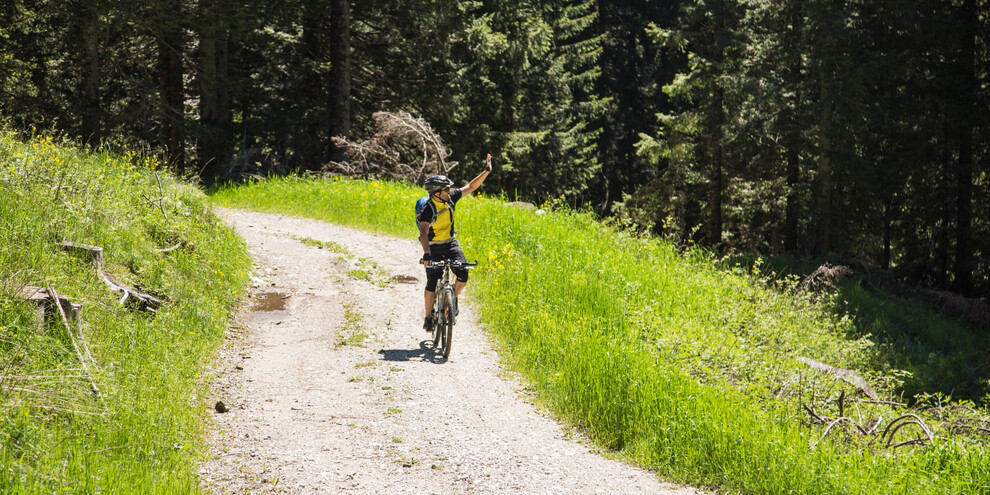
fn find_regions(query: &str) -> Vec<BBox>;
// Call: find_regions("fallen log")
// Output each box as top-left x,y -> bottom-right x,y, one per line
61,242 -> 163,311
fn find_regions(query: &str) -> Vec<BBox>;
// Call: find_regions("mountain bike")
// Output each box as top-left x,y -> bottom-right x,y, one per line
427,259 -> 476,358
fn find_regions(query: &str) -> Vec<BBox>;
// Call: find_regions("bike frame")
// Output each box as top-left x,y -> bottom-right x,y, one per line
427,260 -> 475,358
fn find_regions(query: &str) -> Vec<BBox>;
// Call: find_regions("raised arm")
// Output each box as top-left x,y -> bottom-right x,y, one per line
460,153 -> 493,197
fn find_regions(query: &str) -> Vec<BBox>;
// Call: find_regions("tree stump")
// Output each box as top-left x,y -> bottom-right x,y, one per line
17,285 -> 82,327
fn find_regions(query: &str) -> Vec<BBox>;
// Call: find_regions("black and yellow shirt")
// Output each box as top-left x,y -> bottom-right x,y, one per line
419,188 -> 462,244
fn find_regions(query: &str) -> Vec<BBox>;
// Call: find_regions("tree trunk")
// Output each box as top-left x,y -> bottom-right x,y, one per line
783,3 -> 803,253
816,69 -> 833,255
78,2 -> 101,147
936,125 -> 951,287
785,146 -> 800,252
711,137 -> 724,247
300,0 -> 330,168
882,200 -> 891,269
328,0 -> 352,163
953,0 -> 975,294
157,3 -> 186,171
709,0 -> 725,247
197,0 -> 231,181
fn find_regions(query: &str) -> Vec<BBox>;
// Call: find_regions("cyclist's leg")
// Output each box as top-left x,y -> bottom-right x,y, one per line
424,264 -> 442,330
446,240 -> 469,314
424,289 -> 435,315
448,240 -> 469,298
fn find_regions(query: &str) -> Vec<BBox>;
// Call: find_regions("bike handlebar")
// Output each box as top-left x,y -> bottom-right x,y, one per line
426,260 -> 477,269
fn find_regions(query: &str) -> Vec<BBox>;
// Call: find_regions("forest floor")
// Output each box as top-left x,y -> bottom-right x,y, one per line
199,208 -> 708,494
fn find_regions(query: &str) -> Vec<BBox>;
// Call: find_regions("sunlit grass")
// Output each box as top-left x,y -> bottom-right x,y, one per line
213,175 -> 990,495
0,130 -> 251,493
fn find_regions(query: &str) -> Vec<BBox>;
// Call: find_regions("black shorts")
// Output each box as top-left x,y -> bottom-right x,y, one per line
425,239 -> 468,292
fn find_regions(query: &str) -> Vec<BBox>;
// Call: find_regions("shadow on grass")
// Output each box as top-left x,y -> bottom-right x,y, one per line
732,253 -> 990,404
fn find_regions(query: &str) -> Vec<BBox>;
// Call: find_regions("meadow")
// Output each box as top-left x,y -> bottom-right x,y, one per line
213,175 -> 990,495
1,127 -> 987,494
1,131 -> 251,493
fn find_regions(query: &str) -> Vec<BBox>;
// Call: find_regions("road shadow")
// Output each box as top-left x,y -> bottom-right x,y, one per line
379,340 -> 447,364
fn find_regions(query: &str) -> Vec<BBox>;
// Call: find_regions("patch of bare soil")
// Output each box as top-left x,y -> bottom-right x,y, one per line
200,208 -> 707,494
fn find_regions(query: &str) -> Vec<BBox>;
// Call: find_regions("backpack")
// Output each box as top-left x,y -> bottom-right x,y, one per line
414,196 -> 456,236
414,196 -> 430,230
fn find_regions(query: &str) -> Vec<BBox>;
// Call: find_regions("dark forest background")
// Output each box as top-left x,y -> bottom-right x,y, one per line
1,0 -> 987,298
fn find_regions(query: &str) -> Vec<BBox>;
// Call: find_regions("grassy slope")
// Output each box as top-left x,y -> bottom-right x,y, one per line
0,131 -> 251,493
213,175 -> 989,495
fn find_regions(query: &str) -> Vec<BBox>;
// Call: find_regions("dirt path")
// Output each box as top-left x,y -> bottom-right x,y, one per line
200,208 -> 706,494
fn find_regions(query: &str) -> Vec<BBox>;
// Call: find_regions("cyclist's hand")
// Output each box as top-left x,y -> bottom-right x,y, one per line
484,153 -> 492,173
420,253 -> 432,266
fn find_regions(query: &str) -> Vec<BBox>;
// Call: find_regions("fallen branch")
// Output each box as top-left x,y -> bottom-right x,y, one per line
61,242 -> 163,311
154,243 -> 183,253
820,416 -> 855,442
802,403 -> 826,424
882,414 -> 934,448
797,357 -> 878,401
47,287 -> 101,399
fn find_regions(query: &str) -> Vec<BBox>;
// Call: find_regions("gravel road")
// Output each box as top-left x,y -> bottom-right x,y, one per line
200,208 -> 707,495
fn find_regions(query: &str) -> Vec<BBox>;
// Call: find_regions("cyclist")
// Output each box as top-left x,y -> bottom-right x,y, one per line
419,154 -> 492,331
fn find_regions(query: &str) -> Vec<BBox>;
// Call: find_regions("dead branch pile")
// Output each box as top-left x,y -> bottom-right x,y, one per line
803,403 -> 936,451
798,357 -> 938,451
916,287 -> 990,330
47,287 -> 101,398
798,263 -> 853,296
323,111 -> 457,182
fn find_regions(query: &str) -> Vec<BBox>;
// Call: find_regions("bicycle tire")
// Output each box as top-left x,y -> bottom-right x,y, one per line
440,289 -> 455,358
431,301 -> 442,347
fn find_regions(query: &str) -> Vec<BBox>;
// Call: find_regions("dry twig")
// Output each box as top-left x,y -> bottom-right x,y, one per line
47,287 -> 101,399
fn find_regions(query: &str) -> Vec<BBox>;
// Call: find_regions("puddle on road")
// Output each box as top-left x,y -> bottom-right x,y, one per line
391,275 -> 419,284
251,292 -> 288,311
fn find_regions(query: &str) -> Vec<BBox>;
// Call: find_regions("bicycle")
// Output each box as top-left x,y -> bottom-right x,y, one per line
426,259 -> 476,358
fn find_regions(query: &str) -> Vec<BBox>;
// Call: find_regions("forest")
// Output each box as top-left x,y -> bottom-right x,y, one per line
1,0 -> 987,298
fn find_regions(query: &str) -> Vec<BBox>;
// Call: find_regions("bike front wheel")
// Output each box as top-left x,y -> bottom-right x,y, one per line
431,304 -> 442,347
439,289 -> 455,358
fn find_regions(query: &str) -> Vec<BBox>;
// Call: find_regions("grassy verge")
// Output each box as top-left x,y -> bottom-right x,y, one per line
214,175 -> 989,495
1,131 -> 251,493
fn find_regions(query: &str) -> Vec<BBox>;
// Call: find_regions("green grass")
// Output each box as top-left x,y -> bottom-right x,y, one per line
213,175 -> 990,495
1,130 -> 251,493
735,254 -> 990,403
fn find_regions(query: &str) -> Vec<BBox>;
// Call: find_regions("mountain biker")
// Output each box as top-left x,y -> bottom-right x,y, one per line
419,154 -> 492,331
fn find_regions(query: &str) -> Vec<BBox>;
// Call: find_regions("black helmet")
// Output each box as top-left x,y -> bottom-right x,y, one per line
424,175 -> 454,194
